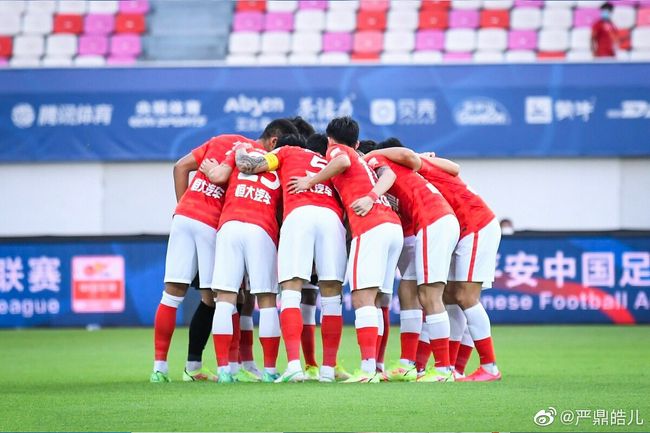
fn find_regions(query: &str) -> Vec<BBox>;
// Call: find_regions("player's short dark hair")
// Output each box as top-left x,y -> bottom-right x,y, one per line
356,140 -> 377,155
260,118 -> 299,141
306,133 -> 328,156
326,116 -> 359,147
378,137 -> 405,149
601,2 -> 613,11
275,133 -> 306,149
288,116 -> 315,139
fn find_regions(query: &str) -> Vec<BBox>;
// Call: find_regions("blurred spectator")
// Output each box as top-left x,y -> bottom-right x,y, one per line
500,218 -> 515,235
591,3 -> 619,58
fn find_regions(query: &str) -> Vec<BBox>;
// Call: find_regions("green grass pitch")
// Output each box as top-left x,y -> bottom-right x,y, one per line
0,325 -> 648,432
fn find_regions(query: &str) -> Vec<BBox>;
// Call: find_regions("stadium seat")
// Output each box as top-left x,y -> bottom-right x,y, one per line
225,53 -> 257,64
419,10 -> 448,29
636,8 -> 650,26
229,32 -> 261,54
237,0 -> 266,12
353,30 -> 383,53
444,51 -> 472,61
10,56 -> 41,67
390,0 -> 421,10
22,13 -> 54,35
261,31 -> 291,53
298,0 -> 328,10
632,27 -> 650,49
0,58 -> 9,67
115,13 -> 146,33
106,55 -> 137,64
13,35 -> 45,57
480,9 -> 509,28
449,9 -> 479,28
357,10 -> 387,31
25,1 -> 55,13
445,28 -> 477,52
613,6 -> 636,29
0,1 -> 25,14
508,30 -> 537,50
451,0 -> 481,10
351,51 -> 380,61
110,34 -> 142,56
566,50 -> 593,61
119,0 -> 150,14
411,50 -> 443,63
537,51 -> 566,60
629,49 -> 650,61
513,0 -> 543,7
288,52 -> 319,63
538,29 -> 569,51
257,53 -> 288,64
477,28 -> 507,51
387,10 -> 418,30
325,10 -> 357,31
545,0 -> 574,8
295,10 -> 325,31
380,51 -> 412,63
542,8 -> 573,29
421,0 -> 450,11
291,31 -> 322,53
359,0 -> 389,12
46,34 -> 77,56
84,14 -> 115,35
0,37 -> 13,58
88,1 -> 119,14
319,51 -> 351,63
42,56 -> 73,66
473,50 -> 505,62
53,14 -> 84,34
384,30 -> 415,52
569,28 -> 591,51
505,49 -> 536,61
233,12 -> 264,31
322,32 -> 353,52
265,12 -> 294,31
329,0 -> 359,12
74,54 -> 107,66
267,0 -> 298,12
483,0 -> 514,9
0,13 -> 21,35
415,30 -> 445,50
511,8 -> 542,30
57,1 -> 88,14
573,8 -> 600,28
78,35 -> 109,55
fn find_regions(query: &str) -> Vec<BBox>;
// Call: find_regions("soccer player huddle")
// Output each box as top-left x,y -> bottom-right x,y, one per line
151,115 -> 501,384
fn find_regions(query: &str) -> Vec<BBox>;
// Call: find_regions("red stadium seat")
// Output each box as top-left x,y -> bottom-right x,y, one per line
619,29 -> 631,51
115,13 -> 146,33
357,10 -> 387,31
421,0 -> 451,11
0,36 -> 13,57
480,9 -> 509,28
237,0 -> 266,12
351,52 -> 380,61
537,51 -> 566,60
419,10 -> 448,29
53,14 -> 84,34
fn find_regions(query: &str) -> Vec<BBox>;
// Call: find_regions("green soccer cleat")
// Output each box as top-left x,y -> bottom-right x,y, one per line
261,371 -> 280,383
150,371 -> 171,383
274,369 -> 305,383
304,365 -> 319,381
416,369 -> 455,383
386,361 -> 417,382
233,368 -> 261,383
217,371 -> 235,383
334,364 -> 352,381
183,367 -> 217,382
341,369 -> 380,383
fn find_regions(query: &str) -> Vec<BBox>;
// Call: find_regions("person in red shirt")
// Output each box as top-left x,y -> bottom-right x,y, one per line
289,117 -> 403,383
592,3 -> 618,58
370,142 -> 502,382
200,119 -> 299,383
150,134 -> 244,384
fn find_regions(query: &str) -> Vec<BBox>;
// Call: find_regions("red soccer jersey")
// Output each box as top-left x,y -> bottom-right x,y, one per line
592,19 -> 618,57
326,144 -> 401,238
418,159 -> 495,239
174,134 -> 248,229
391,193 -> 415,238
218,147 -> 283,244
366,155 -> 454,234
270,146 -> 344,221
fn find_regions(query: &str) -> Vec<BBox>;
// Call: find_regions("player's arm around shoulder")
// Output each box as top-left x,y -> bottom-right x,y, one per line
236,145 -> 277,174
199,156 -> 232,185
420,154 -> 461,176
287,150 -> 350,194
365,148 -> 422,171
173,152 -> 199,202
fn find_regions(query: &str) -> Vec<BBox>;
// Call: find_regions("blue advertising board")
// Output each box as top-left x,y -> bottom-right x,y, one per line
1,63 -> 649,161
0,233 -> 648,328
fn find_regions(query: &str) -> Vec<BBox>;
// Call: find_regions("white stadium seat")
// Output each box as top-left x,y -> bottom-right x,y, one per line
257,53 -> 289,65
225,54 -> 257,65
411,51 -> 444,63
288,53 -> 319,64
452,0 -> 482,9
291,32 -> 323,54
629,50 -> 650,61
57,0 -> 88,14
0,1 -> 26,14
445,29 -> 477,52
328,0 -> 359,11
295,10 -> 325,32
0,13 -> 22,36
229,32 -> 261,54
482,0 -> 513,10
390,0 -> 421,10
13,35 -> 45,57
88,0 -> 118,14
380,52 -> 413,63
542,8 -> 572,29
578,1 -> 604,7
266,0 -> 298,12
10,57 -> 41,67
74,55 -> 107,66
387,10 -> 419,30
46,35 -> 77,56
616,50 -> 630,61
325,10 -> 356,32
545,0 -> 575,7
318,52 -> 350,64
613,6 -> 636,30
26,0 -> 56,13
477,29 -> 507,51
511,8 -> 542,30
261,31 -> 291,54
42,56 -> 73,67
538,29 -> 569,51
570,28 -> 591,51
384,30 -> 415,52
566,50 -> 593,61
22,13 -> 54,35
632,28 -> 650,50
505,50 -> 536,62
473,51 -> 505,63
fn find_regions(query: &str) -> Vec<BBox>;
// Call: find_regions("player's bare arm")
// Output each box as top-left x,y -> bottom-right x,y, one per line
350,166 -> 397,217
287,153 -> 351,194
173,153 -> 199,202
365,148 -> 422,171
420,155 -> 461,176
199,158 -> 232,184
235,147 -> 270,174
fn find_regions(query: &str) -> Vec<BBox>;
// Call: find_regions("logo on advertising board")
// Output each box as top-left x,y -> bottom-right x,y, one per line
526,96 -> 554,124
296,96 -> 354,131
128,99 -> 207,128
10,102 -> 113,128
225,94 -> 285,132
71,256 -> 125,313
606,100 -> 650,119
11,103 -> 36,128
454,98 -> 510,125
525,96 -> 596,124
370,98 -> 436,126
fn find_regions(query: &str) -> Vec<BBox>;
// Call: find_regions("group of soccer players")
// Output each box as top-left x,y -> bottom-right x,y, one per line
150,115 -> 502,384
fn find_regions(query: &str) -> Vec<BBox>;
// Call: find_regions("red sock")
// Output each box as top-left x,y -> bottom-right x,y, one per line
455,344 -> 473,374
377,306 -> 390,363
415,339 -> 431,371
239,330 -> 254,362
280,308 -> 303,362
474,337 -> 496,365
430,337 -> 450,368
229,313 -> 240,363
356,326 -> 378,360
154,304 -> 177,361
321,315 -> 342,367
259,336 -> 280,369
449,340 -> 461,366
400,332 -> 420,363
213,333 -> 232,367
301,324 -> 317,366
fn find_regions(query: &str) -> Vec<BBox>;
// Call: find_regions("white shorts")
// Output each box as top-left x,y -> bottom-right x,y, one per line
416,214 -> 460,286
448,217 -> 501,286
397,235 -> 417,281
164,215 -> 217,288
347,222 -> 403,294
278,205 -> 347,284
211,221 -> 279,295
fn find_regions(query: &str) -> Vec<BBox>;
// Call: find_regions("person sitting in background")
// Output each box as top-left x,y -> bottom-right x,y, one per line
591,3 -> 618,58
500,218 -> 515,236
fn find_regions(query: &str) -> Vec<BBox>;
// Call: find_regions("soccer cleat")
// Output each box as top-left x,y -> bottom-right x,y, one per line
261,371 -> 280,383
416,369 -> 455,383
150,371 -> 171,383
304,365 -> 320,381
457,366 -> 501,382
274,369 -> 305,383
243,364 -> 263,379
334,364 -> 352,381
216,371 -> 235,383
452,369 -> 466,380
183,367 -> 217,382
386,362 -> 417,382
233,368 -> 261,383
341,369 -> 380,383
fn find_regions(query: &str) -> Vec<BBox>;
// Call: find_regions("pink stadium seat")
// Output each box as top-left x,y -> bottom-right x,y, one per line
514,0 -> 542,7
233,12 -> 264,32
480,9 -> 509,28
574,8 -> 600,28
110,34 -> 141,56
419,10 -> 448,29
107,55 -> 137,64
298,0 -> 328,10
421,0 -> 451,10
118,0 -> 149,14
444,52 -> 472,61
322,32 -> 353,52
637,8 -> 650,26
84,14 -> 115,35
449,10 -> 479,28
264,12 -> 294,31
0,57 -> 8,67
357,10 -> 387,31
508,30 -> 537,50
78,35 -> 108,55
359,0 -> 389,12
415,30 -> 445,51
353,31 -> 383,53
237,0 -> 266,12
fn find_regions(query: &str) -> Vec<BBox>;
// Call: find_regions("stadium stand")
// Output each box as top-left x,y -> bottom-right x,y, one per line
1,0 -> 650,66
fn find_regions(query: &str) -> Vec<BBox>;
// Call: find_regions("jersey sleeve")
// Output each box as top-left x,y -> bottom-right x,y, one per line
366,154 -> 389,170
191,141 -> 210,165
326,145 -> 343,161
